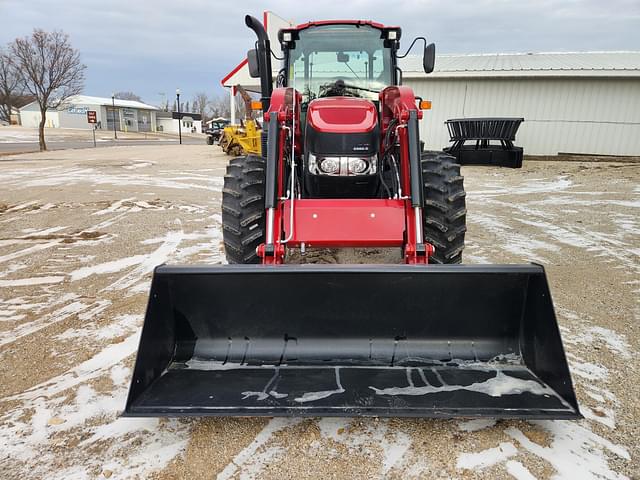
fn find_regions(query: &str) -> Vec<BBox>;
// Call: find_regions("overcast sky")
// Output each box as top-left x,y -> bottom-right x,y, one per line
1,0 -> 639,106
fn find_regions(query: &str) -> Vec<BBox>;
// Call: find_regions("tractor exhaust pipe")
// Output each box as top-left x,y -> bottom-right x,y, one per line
245,15 -> 273,107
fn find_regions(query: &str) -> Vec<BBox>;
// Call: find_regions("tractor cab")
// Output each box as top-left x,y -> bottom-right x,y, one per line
279,23 -> 400,104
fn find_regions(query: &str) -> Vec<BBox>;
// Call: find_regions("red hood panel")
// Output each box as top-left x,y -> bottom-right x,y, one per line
307,97 -> 378,134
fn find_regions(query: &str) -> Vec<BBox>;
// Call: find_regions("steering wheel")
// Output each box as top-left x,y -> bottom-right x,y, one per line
320,78 -> 355,97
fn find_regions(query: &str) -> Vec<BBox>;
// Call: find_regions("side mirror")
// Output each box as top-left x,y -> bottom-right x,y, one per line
247,49 -> 260,78
337,52 -> 350,63
423,43 -> 436,74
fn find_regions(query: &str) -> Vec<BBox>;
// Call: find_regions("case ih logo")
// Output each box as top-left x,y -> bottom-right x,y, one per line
353,144 -> 370,152
67,105 -> 89,115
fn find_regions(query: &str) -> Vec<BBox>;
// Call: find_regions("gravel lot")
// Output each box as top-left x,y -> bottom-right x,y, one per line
0,145 -> 637,479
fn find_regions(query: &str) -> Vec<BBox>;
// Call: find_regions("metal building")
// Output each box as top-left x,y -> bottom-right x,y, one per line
403,52 -> 640,156
19,95 -> 158,133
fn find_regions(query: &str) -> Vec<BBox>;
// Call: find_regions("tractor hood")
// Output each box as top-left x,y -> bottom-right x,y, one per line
307,97 -> 378,134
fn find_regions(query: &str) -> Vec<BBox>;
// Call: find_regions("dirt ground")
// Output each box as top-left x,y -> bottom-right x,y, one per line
0,145 -> 637,479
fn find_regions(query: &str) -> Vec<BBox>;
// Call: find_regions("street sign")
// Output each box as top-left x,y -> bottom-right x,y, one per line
87,110 -> 97,124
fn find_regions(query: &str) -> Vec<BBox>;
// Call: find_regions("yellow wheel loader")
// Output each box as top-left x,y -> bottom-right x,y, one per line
219,84 -> 262,156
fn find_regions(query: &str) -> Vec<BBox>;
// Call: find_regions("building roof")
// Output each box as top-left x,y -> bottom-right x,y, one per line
20,94 -> 159,111
401,51 -> 640,78
68,95 -> 159,110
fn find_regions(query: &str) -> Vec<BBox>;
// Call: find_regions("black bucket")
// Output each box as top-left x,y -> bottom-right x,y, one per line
124,264 -> 580,419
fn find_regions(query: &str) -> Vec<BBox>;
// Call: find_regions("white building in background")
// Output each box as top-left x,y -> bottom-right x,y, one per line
156,111 -> 203,134
402,52 -> 640,156
221,14 -> 640,157
19,95 -> 158,132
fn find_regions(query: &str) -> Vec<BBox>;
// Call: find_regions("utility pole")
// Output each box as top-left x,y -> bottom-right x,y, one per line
176,88 -> 182,145
111,93 -> 118,140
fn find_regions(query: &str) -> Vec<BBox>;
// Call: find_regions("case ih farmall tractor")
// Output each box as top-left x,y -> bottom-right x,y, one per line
224,18 -> 463,265
124,16 -> 579,419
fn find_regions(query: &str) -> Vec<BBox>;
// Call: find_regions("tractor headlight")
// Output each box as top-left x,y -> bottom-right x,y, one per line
348,158 -> 368,175
319,157 -> 340,174
308,153 -> 377,176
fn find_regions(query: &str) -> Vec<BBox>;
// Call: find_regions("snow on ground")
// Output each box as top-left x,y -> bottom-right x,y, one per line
0,148 -> 637,479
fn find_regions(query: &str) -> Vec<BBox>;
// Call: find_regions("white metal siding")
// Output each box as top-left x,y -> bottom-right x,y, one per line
19,109 -> 59,128
407,78 -> 640,156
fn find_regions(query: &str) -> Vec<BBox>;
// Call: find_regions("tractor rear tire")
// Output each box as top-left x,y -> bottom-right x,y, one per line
206,136 -> 214,145
222,155 -> 266,264
421,151 -> 467,264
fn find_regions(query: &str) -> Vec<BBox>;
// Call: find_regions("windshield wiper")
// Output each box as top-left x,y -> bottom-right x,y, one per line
344,62 -> 360,79
341,83 -> 380,94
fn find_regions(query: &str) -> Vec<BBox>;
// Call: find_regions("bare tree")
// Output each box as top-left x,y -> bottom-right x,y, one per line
0,47 -> 23,124
193,91 -> 209,120
11,29 -> 85,150
208,94 -> 230,119
114,91 -> 142,102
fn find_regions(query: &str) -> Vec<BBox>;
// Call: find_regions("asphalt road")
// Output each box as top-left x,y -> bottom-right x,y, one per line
0,137 -> 204,154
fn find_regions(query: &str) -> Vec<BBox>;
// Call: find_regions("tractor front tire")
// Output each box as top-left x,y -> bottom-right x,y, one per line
222,155 -> 266,264
206,136 -> 214,145
421,151 -> 467,264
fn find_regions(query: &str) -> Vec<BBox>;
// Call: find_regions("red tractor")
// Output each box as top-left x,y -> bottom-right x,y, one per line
224,18 -> 463,265
124,16 -> 579,419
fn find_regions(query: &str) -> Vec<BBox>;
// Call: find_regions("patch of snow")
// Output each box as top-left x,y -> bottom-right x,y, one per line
316,418 -> 413,475
4,200 -> 40,212
3,165 -> 224,193
380,430 -> 412,474
0,275 -> 64,288
458,418 -> 497,432
506,422 -> 629,479
567,355 -> 609,382
582,405 -> 616,429
122,161 -> 153,170
69,255 -> 145,281
9,330 -> 140,402
505,460 -> 537,480
456,442 -> 518,470
217,418 -> 302,480
20,226 -> 68,236
0,240 -> 62,265
470,176 -> 573,198
56,307 -> 137,344
105,227 -> 183,290
0,294 -> 89,347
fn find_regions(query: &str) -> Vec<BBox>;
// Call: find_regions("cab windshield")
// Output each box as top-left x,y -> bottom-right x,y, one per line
288,24 -> 393,102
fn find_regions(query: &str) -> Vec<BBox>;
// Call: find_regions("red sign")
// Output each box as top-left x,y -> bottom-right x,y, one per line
87,110 -> 97,124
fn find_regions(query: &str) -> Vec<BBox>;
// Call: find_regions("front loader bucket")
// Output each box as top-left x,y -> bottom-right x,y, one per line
124,264 -> 580,419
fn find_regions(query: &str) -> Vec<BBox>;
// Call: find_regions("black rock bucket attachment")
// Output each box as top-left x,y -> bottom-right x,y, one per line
124,264 -> 580,419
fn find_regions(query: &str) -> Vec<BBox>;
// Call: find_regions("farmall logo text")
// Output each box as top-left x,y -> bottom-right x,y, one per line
67,105 -> 89,115
353,144 -> 370,152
